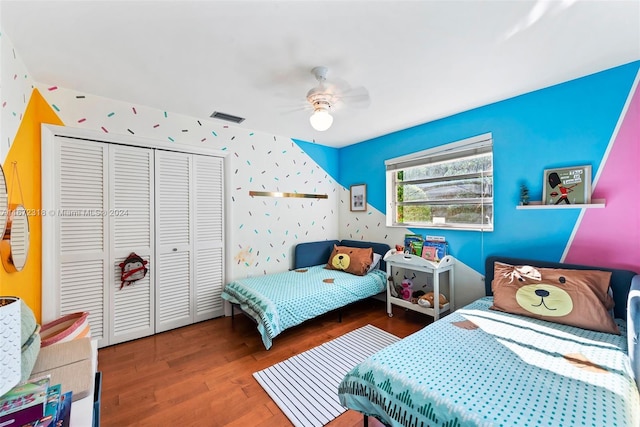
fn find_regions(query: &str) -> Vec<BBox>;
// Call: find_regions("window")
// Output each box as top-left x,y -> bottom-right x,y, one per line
385,133 -> 493,231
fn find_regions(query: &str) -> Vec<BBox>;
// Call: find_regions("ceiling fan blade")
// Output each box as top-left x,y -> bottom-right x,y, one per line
277,102 -> 313,115
323,76 -> 352,93
334,86 -> 371,110
274,65 -> 371,117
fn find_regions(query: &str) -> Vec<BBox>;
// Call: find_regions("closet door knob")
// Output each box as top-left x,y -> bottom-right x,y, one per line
172,248 -> 177,252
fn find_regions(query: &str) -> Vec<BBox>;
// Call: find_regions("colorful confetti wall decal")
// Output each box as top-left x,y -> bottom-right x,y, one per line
32,82 -> 341,282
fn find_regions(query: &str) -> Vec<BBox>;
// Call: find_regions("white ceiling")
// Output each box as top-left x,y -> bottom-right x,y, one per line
1,1 -> 639,148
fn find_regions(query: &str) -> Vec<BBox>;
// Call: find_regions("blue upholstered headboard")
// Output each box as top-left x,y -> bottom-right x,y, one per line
293,239 -> 391,271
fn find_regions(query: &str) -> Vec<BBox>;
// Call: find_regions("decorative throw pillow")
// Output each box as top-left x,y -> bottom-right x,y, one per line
490,261 -> 619,335
367,253 -> 382,273
326,245 -> 373,276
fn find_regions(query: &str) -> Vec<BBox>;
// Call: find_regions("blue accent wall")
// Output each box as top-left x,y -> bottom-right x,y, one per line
303,61 -> 639,273
293,138 -> 340,182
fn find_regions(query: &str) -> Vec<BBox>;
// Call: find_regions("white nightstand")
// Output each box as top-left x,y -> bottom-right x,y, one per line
384,252 -> 455,321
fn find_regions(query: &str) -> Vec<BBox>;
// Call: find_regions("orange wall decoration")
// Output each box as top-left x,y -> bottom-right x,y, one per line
0,88 -> 64,322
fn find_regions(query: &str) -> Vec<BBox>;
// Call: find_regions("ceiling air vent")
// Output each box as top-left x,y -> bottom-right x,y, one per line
210,111 -> 245,124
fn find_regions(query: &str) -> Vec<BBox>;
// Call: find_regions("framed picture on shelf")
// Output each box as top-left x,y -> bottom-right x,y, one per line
542,165 -> 592,205
350,184 -> 367,211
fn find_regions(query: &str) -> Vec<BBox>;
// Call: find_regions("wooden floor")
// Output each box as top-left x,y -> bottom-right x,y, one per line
98,298 -> 432,427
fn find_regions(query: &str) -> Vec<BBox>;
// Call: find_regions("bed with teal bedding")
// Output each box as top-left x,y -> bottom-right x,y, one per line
338,256 -> 640,427
221,240 -> 390,350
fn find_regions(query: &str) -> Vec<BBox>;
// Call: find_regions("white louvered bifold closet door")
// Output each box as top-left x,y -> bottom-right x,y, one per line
43,127 -> 225,347
52,137 -> 156,348
193,154 -> 224,321
109,145 -> 155,345
56,137 -> 109,347
155,150 -> 194,332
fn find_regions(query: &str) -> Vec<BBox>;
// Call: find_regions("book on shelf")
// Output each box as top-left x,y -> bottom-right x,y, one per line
421,246 -> 438,261
423,239 -> 448,261
403,234 -> 423,256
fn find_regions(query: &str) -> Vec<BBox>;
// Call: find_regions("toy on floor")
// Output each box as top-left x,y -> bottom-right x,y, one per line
417,291 -> 448,308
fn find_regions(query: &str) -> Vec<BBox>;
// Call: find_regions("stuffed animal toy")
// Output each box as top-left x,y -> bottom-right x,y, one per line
417,291 -> 448,308
400,277 -> 413,300
411,290 -> 425,304
119,252 -> 148,290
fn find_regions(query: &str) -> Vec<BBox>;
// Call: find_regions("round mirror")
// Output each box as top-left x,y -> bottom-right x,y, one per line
0,164 -> 7,239
1,204 -> 30,272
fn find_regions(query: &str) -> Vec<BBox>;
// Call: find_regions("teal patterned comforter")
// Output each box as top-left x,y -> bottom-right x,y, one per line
339,297 -> 640,427
221,265 -> 386,349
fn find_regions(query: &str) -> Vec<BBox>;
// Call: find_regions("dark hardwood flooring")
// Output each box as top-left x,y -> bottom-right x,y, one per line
98,298 -> 432,427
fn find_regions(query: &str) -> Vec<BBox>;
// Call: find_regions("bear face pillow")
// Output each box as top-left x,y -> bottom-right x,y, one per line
490,261 -> 619,335
325,245 -> 373,276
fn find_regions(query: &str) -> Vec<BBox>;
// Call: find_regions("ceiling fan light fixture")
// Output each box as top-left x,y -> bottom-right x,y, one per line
310,107 -> 333,131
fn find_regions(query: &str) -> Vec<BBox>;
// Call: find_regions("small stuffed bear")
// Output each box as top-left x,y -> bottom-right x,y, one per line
417,291 -> 448,308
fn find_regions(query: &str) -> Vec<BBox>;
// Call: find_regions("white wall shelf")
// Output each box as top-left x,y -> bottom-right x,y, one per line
516,198 -> 605,210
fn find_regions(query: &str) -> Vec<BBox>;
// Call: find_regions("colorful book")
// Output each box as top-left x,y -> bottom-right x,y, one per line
32,383 -> 62,427
421,246 -> 438,261
403,234 -> 423,255
423,240 -> 447,261
54,391 -> 72,427
21,383 -> 59,426
0,376 -> 49,427
410,241 -> 423,257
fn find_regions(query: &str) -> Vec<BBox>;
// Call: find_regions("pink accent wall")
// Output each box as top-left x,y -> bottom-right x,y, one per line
564,76 -> 640,272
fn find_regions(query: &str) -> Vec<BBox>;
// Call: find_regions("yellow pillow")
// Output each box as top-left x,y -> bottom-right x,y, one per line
325,245 -> 373,276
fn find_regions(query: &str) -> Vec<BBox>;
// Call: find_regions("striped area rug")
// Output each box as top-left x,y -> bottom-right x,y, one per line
253,324 -> 399,427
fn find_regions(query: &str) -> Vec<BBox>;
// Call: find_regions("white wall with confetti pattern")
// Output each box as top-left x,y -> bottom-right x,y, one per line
43,86 -> 341,281
0,28 -> 341,286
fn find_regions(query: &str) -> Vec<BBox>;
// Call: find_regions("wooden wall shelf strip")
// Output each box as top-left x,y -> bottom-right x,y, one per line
516,198 -> 605,210
249,191 -> 328,199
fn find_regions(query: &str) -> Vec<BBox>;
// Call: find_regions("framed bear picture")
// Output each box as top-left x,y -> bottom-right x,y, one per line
543,165 -> 592,205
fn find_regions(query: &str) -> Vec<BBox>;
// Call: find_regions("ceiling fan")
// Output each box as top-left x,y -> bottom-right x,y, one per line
305,66 -> 369,131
